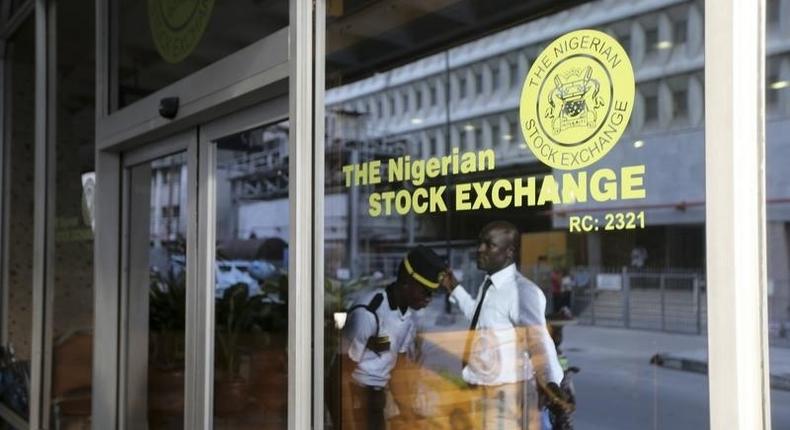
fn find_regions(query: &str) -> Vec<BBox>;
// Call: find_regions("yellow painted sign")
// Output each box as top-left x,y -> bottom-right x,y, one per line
148,0 -> 215,64
519,29 -> 634,170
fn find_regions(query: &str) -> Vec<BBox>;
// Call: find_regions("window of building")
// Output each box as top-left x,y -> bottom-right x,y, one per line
50,5 -> 97,426
429,84 -> 437,106
767,0 -> 780,27
510,61 -> 519,87
416,89 -> 423,110
645,94 -> 659,123
459,76 -> 467,99
767,73 -> 780,109
314,1 -> 759,429
2,18 -> 35,422
766,13 -> 790,430
508,118 -> 518,136
618,33 -> 631,53
459,127 -> 468,148
673,89 -> 689,118
475,71 -> 484,95
172,205 -> 182,218
674,19 -> 688,45
645,26 -> 659,53
401,92 -> 409,114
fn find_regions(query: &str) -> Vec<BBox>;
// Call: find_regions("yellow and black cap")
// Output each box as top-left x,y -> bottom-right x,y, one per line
402,245 -> 447,290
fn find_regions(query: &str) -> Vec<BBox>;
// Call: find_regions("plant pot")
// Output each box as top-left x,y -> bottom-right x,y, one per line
250,349 -> 288,415
214,377 -> 250,416
148,367 -> 185,414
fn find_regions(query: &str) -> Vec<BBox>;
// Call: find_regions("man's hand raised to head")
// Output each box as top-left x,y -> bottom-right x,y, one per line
439,269 -> 459,293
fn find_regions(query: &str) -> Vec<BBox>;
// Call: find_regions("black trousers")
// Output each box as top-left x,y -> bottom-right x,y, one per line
350,383 -> 387,430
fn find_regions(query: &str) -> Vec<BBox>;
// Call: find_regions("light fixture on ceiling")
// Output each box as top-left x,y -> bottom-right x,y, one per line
464,124 -> 475,132
633,140 -> 645,149
410,117 -> 423,125
770,80 -> 789,90
655,40 -> 673,50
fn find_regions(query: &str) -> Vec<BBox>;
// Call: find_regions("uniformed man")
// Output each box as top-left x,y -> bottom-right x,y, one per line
340,245 -> 447,430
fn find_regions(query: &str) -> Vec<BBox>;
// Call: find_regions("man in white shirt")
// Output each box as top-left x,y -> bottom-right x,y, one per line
441,221 -> 573,429
340,245 -> 447,429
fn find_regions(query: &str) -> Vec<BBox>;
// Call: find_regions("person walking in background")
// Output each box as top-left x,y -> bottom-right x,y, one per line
441,221 -> 573,429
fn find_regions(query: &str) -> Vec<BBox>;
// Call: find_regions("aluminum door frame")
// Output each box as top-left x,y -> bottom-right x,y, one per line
196,94 -> 289,429
93,0 -> 317,428
117,130 -> 197,430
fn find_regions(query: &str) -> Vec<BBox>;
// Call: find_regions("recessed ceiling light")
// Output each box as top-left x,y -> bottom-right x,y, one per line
770,80 -> 789,90
656,41 -> 673,50
633,140 -> 645,148
502,134 -> 513,141
410,118 -> 423,125
464,124 -> 475,131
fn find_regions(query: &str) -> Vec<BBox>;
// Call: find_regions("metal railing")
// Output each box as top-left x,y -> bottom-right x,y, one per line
569,267 -> 707,335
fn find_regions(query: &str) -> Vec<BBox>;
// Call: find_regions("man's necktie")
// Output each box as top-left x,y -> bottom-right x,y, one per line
461,277 -> 493,367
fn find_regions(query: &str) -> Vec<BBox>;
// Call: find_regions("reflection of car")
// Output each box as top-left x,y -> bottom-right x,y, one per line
215,259 -> 284,303
215,237 -> 288,301
215,260 -> 259,296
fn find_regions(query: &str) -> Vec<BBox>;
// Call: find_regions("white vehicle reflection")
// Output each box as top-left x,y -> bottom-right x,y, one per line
214,259 -> 285,303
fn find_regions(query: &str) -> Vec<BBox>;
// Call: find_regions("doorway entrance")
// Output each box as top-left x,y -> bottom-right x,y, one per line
117,96 -> 290,429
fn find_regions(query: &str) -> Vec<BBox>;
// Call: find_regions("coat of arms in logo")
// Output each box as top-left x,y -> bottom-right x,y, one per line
148,0 -> 215,64
519,30 -> 634,170
546,66 -> 605,134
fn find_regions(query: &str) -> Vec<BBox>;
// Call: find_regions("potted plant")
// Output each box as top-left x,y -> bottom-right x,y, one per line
214,282 -> 269,415
148,268 -> 187,415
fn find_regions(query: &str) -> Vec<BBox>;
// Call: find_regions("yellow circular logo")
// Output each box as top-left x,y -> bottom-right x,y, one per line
148,0 -> 215,64
519,29 -> 634,170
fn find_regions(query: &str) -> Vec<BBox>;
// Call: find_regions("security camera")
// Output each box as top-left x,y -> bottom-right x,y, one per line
159,97 -> 179,119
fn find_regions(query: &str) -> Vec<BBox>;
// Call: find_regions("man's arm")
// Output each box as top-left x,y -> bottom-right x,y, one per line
515,283 -> 563,386
515,282 -> 576,414
440,270 -> 476,320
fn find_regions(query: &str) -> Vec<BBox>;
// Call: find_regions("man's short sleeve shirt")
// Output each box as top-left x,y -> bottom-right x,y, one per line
342,288 -> 416,387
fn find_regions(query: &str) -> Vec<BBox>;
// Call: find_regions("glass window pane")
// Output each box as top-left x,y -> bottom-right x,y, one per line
113,0 -> 288,109
0,17 -> 35,422
50,1 -> 96,428
212,121 -> 289,427
767,0 -> 790,427
127,153 -> 188,428
324,1 -> 710,429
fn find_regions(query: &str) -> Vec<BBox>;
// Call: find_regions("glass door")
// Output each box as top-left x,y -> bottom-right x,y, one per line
198,96 -> 290,428
121,131 -> 196,429
117,97 -> 289,429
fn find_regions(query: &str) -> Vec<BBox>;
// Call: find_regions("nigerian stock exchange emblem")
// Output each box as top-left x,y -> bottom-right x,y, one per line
149,0 -> 215,64
519,29 -> 634,170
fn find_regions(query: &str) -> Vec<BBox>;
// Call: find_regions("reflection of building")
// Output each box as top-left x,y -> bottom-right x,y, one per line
148,125 -> 292,243
149,154 -> 188,244
325,0 -> 790,319
216,124 -> 291,241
